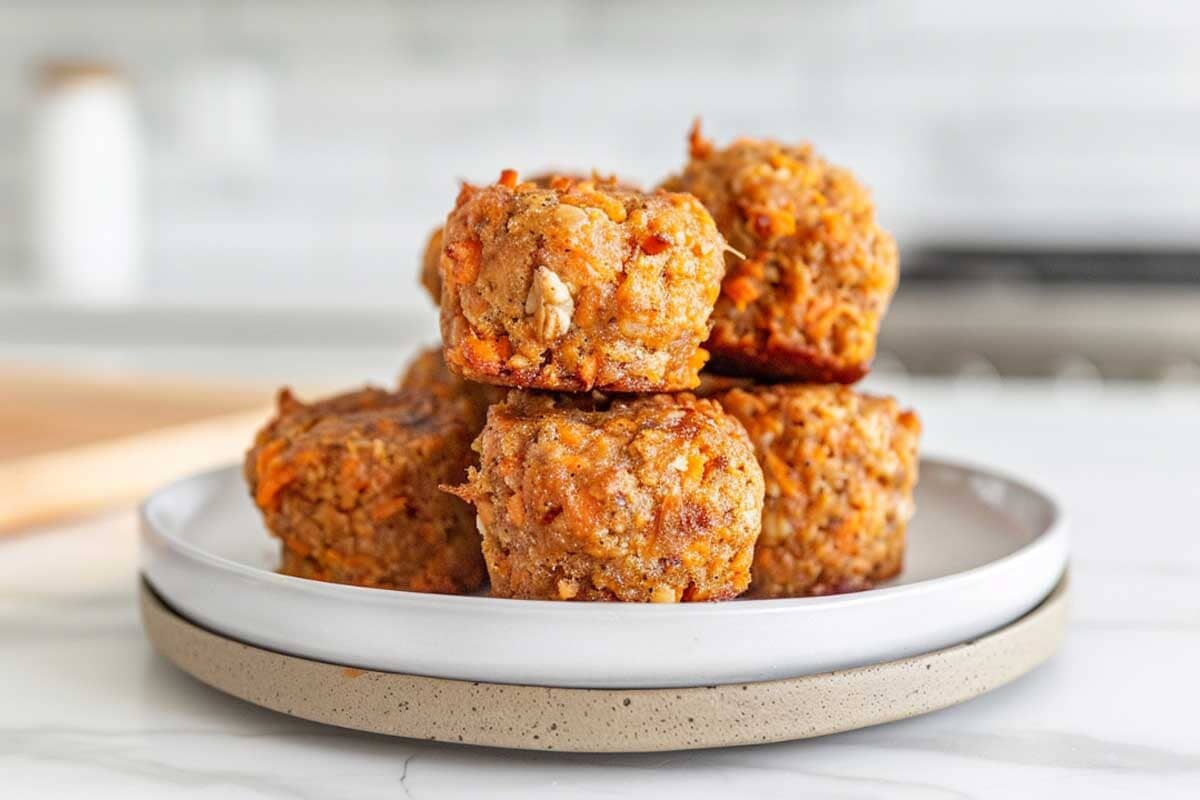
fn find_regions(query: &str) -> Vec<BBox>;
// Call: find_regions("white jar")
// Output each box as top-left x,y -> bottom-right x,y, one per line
32,62 -> 143,302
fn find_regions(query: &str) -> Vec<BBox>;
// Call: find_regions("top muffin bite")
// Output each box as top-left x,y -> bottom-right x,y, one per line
661,124 -> 898,383
439,171 -> 727,392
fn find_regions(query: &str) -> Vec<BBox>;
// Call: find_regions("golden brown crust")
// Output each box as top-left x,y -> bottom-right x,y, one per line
713,384 -> 920,597
439,171 -> 726,392
242,386 -> 401,487
450,392 -> 764,602
420,173 -> 639,307
245,387 -> 485,594
661,124 -> 898,382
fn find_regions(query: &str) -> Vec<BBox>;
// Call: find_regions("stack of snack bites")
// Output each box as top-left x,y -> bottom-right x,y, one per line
437,170 -> 766,601
244,127 -> 921,602
663,124 -> 921,597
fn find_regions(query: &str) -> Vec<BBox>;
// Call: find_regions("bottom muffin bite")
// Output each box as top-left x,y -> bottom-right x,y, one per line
713,384 -> 921,597
448,392 -> 765,602
245,386 -> 486,593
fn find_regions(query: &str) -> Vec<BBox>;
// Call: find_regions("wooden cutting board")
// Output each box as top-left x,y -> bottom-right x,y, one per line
0,365 -> 273,534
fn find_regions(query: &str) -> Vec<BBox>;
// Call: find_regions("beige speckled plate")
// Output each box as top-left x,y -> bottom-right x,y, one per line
140,573 -> 1067,753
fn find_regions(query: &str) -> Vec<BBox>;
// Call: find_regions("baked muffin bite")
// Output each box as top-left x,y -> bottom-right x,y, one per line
448,392 -> 764,602
661,123 -> 898,383
420,173 -> 638,307
245,387 -> 485,593
398,345 -> 507,432
439,171 -> 727,392
713,384 -> 920,597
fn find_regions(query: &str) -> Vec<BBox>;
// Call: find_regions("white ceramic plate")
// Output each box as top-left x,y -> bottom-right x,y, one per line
141,458 -> 1067,689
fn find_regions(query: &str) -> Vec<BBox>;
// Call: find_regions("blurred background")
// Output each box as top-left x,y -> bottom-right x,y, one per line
2,0 -> 1199,389
5,6 -> 1199,787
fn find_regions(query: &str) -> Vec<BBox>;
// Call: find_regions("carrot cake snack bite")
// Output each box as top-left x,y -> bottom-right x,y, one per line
661,124 -> 898,383
448,392 -> 764,602
439,171 -> 726,392
713,384 -> 920,597
245,387 -> 485,593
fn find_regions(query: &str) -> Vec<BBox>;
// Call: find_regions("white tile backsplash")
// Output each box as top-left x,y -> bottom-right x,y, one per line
1,0 -> 1197,299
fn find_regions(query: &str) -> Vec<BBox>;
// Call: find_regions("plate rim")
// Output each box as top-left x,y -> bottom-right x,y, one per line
140,455 -> 1067,617
139,571 -> 1070,751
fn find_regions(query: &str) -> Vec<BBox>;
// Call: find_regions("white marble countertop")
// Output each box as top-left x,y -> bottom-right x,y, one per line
3,380 -> 1200,798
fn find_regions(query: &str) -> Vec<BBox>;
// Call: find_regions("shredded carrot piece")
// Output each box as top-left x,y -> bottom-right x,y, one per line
688,118 -> 713,160
370,496 -> 409,522
444,239 -> 481,285
641,233 -> 671,255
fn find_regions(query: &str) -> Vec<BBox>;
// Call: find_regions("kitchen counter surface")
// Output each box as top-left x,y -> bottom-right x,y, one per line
3,379 -> 1199,798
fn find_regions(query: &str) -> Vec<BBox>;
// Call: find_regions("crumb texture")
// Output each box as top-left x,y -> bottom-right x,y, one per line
452,392 -> 764,601
715,384 -> 920,597
662,125 -> 898,382
245,387 -> 486,593
439,173 -> 726,392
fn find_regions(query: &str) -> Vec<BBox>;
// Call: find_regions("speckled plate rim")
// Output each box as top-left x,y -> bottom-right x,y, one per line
140,572 -> 1068,753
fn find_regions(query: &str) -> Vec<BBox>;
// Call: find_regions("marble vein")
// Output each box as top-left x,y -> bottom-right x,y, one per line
848,730 -> 1200,772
